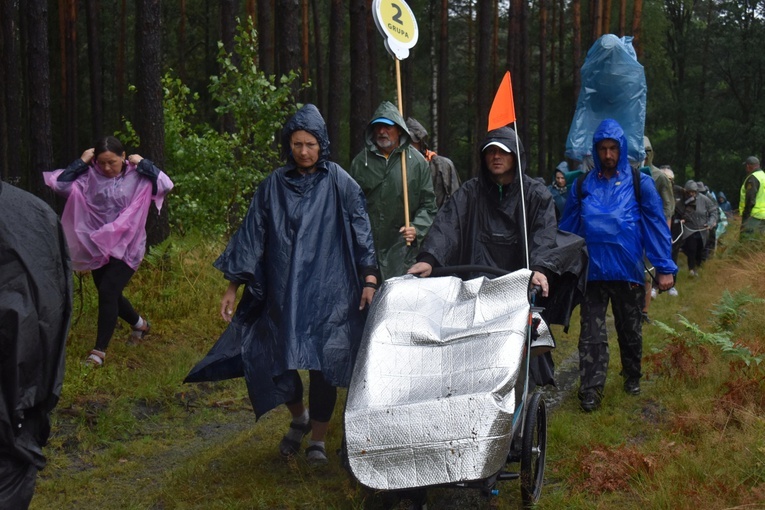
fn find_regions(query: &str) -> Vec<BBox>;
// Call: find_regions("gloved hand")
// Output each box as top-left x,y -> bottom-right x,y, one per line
57,158 -> 90,182
135,158 -> 160,195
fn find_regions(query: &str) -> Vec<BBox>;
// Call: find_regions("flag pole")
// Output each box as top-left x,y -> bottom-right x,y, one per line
514,121 -> 530,270
395,58 -> 411,246
488,71 -> 529,269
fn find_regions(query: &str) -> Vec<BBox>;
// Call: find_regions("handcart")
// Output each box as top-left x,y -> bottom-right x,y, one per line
343,266 -> 552,508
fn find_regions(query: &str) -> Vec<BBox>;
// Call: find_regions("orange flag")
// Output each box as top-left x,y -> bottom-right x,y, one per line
488,71 -> 517,131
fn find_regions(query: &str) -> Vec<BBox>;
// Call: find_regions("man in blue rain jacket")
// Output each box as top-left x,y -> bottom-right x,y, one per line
560,119 -> 677,412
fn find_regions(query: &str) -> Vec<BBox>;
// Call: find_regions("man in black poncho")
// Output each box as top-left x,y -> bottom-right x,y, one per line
0,181 -> 71,509
408,127 -> 587,384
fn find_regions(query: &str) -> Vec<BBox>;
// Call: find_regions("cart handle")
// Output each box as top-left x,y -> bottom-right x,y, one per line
429,265 -> 508,278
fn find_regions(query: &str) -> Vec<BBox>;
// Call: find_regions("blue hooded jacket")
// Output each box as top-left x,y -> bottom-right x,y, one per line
559,119 -> 676,284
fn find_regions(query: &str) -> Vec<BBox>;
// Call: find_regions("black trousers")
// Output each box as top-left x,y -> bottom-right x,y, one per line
91,257 -> 140,351
578,281 -> 644,395
285,370 -> 338,423
682,232 -> 705,271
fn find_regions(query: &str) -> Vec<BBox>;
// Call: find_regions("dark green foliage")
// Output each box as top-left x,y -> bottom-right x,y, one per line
163,21 -> 301,236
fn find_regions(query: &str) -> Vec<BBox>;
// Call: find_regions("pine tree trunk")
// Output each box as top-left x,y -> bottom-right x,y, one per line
276,0 -> 300,98
437,0 -> 450,155
220,0 -> 238,134
2,0 -> 22,185
632,0 -> 644,59
327,0 -> 344,163
257,0 -> 274,76
85,0 -> 103,139
24,0 -> 54,199
59,0 -> 78,160
538,0 -> 548,177
135,0 -> 169,246
311,0 -> 325,113
572,0 -> 582,106
349,0 -> 371,160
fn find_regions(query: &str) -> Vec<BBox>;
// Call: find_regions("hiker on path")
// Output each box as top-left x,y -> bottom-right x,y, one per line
44,136 -> 173,367
214,104 -> 379,466
349,102 -> 437,279
559,119 -> 677,412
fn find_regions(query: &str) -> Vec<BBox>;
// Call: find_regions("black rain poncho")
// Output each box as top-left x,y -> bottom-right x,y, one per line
0,182 -> 71,509
420,127 -> 587,329
185,105 -> 378,418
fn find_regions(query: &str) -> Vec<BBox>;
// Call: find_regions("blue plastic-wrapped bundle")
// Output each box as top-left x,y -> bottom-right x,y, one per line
565,34 -> 646,164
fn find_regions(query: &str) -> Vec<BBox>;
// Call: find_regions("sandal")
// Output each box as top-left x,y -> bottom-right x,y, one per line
305,443 -> 328,466
131,319 -> 151,339
84,349 -> 105,367
279,420 -> 312,457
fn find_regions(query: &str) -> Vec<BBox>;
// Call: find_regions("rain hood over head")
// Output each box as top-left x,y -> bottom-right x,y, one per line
349,101 -> 437,279
560,119 -> 677,284
280,103 -> 331,164
186,104 -> 378,418
421,127 -> 588,329
565,34 -> 646,164
364,101 -> 412,150
405,117 -> 428,145
479,126 -> 526,177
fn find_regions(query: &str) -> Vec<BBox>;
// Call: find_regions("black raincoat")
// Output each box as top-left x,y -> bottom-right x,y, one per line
185,105 -> 378,418
419,128 -> 588,383
0,182 -> 71,509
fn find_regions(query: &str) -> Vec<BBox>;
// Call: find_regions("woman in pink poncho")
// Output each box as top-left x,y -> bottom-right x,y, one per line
44,136 -> 173,366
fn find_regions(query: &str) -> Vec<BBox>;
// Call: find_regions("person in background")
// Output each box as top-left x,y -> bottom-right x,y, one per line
349,102 -> 437,279
717,191 -> 732,217
676,180 -> 718,277
548,165 -> 569,221
213,104 -> 379,466
739,156 -> 765,241
1,180 -> 71,509
696,182 -> 717,262
641,137 -> 674,319
44,136 -> 173,366
405,117 -> 461,208
559,119 -> 676,412
661,165 -> 682,296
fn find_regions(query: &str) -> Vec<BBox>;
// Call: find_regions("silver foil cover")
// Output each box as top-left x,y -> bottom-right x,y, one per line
345,269 -> 537,490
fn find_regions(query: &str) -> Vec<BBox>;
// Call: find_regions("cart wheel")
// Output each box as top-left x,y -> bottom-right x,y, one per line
520,391 -> 547,506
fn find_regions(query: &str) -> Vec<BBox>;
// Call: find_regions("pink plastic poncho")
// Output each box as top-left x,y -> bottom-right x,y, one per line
44,162 -> 173,271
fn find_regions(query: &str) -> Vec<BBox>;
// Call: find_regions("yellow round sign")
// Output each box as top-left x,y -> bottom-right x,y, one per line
373,0 -> 419,60
379,1 -> 417,44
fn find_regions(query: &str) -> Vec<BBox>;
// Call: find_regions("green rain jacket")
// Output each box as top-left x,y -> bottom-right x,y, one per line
349,101 -> 437,279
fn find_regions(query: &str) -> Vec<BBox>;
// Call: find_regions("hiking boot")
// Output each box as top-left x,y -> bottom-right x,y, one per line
624,378 -> 641,395
668,287 -> 678,296
580,391 -> 601,412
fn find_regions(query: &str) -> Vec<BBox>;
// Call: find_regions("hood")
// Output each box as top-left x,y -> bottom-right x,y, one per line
643,135 -> 655,167
718,191 -> 727,201
280,104 -> 331,165
478,126 -> 526,182
364,101 -> 411,149
592,119 -> 630,174
405,117 -> 428,145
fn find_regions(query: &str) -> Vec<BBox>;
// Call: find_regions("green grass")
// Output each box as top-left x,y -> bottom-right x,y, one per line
31,230 -> 765,509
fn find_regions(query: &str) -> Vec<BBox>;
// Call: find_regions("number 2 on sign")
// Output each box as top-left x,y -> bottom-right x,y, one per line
391,3 -> 403,24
